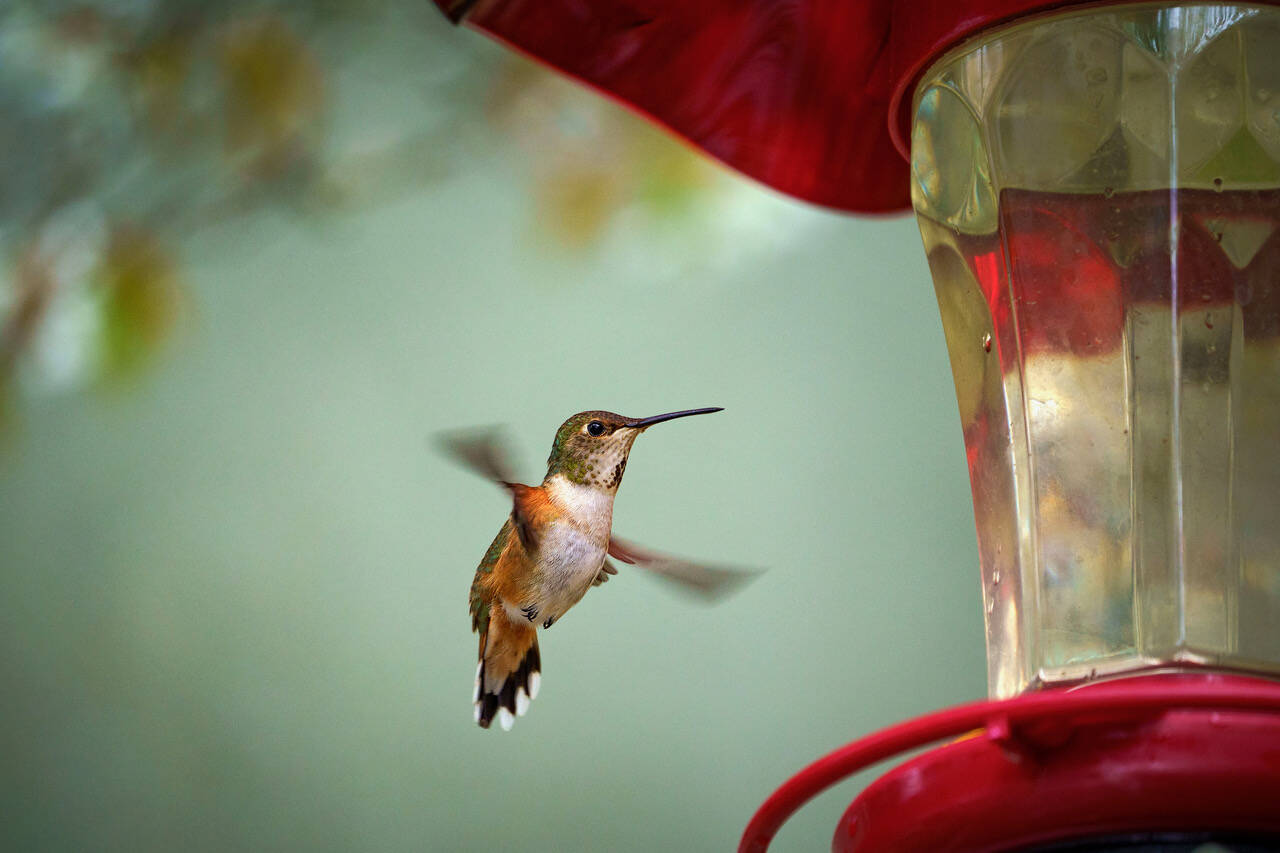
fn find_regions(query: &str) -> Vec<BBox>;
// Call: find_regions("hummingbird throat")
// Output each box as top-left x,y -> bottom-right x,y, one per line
547,434 -> 635,490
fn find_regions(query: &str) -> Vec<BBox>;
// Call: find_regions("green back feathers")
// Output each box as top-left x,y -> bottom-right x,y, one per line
546,412 -> 599,482
477,519 -> 510,574
469,518 -> 511,634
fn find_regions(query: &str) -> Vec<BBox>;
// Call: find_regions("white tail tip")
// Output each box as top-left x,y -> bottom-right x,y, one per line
528,671 -> 541,701
516,689 -> 530,716
498,707 -> 515,731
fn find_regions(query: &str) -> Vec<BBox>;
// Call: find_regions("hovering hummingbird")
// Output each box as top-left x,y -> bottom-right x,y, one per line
441,407 -> 755,731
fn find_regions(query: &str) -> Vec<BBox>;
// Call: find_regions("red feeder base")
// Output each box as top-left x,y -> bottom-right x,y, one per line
741,673 -> 1280,852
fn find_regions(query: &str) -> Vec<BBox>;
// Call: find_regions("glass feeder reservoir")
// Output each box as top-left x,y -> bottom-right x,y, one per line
912,2 -> 1280,698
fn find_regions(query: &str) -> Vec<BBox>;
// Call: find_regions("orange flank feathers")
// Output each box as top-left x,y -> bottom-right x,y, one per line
471,510 -> 546,730
504,483 -> 558,551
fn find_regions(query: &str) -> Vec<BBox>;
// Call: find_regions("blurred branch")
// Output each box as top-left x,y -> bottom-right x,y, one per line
0,247 -> 56,386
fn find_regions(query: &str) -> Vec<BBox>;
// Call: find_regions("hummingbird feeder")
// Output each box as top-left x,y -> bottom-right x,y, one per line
433,1 -> 1280,849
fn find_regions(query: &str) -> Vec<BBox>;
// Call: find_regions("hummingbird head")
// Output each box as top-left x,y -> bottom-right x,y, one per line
544,407 -> 723,491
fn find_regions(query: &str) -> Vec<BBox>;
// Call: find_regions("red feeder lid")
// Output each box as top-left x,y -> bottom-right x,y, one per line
433,0 -> 1145,213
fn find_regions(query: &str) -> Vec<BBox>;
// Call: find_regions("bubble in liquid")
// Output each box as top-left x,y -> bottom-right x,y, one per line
982,333 -> 992,352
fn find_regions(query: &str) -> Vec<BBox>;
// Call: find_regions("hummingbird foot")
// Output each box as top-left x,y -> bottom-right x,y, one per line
519,603 -> 539,623
541,615 -> 557,629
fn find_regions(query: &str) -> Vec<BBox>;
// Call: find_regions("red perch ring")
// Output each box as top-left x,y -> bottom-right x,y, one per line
740,673 -> 1280,852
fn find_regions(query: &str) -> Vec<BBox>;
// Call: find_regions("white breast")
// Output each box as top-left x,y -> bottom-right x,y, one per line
512,474 -> 616,625
544,475 -> 615,540
539,522 -> 606,581
499,521 -> 604,626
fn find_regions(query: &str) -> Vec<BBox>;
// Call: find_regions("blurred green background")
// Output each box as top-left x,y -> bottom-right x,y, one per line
0,1 -> 981,850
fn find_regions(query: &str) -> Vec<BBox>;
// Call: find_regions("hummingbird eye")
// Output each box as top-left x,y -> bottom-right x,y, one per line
586,421 -> 606,437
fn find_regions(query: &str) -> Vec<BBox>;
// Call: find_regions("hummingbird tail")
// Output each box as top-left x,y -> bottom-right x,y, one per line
474,612 -> 541,731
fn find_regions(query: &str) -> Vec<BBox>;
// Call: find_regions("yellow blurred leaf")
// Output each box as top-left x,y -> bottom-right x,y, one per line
219,17 -> 325,176
535,169 -> 623,249
97,225 -> 180,378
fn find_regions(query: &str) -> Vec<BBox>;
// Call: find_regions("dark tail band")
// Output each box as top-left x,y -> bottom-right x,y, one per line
475,642 -> 541,730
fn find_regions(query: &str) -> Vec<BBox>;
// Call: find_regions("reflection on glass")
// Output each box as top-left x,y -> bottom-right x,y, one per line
912,4 -> 1280,697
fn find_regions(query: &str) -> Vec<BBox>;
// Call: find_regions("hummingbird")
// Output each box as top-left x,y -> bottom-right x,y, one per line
441,407 -> 755,731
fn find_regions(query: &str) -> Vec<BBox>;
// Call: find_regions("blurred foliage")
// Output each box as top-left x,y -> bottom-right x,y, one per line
0,0 -> 730,422
485,60 -> 715,248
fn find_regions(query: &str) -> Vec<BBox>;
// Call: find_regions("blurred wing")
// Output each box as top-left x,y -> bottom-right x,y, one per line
437,427 -> 519,486
606,535 -> 760,601
438,427 -> 543,549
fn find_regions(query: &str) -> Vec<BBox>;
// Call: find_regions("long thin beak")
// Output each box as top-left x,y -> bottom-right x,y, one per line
624,407 -> 724,429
